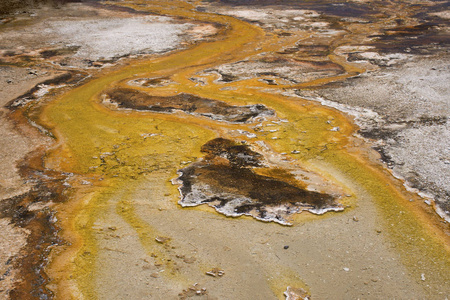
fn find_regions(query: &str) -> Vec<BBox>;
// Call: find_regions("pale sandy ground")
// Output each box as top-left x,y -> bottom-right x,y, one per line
0,66 -> 57,200
0,65 -> 55,298
91,171 -> 434,299
0,219 -> 28,299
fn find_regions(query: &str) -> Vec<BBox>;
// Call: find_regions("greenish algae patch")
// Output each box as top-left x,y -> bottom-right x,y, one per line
72,187 -> 109,300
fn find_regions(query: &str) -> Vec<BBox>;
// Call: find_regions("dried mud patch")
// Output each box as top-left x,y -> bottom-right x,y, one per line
6,71 -> 86,110
175,138 -> 342,225
127,76 -> 174,88
207,57 -> 344,85
0,3 -> 209,68
104,88 -> 274,123
370,22 -> 450,55
210,2 -> 376,23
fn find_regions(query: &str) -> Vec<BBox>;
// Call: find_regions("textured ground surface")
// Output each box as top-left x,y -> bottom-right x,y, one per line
312,55 -> 450,220
0,0 -> 449,299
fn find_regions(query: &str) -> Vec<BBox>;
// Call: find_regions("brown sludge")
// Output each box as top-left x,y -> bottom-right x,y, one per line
104,88 -> 274,123
177,138 -> 341,224
1,150 -> 68,299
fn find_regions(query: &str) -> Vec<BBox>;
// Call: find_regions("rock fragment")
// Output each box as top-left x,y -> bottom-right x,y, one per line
284,286 -> 310,300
